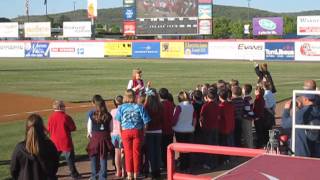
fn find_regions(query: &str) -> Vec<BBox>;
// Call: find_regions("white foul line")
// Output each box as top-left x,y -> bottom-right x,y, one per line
0,105 -> 92,119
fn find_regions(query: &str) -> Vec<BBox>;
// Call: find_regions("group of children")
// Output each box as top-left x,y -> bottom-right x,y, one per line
89,68 -> 275,178
10,67 -> 277,180
86,68 -> 278,179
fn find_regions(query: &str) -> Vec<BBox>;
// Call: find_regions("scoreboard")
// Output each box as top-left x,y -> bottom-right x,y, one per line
123,0 -> 213,36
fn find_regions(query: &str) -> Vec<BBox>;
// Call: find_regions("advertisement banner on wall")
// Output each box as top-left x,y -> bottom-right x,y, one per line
253,17 -> 283,36
184,42 -> 209,58
104,42 -> 132,56
198,4 -> 212,19
87,0 -> 98,18
124,7 -> 136,21
199,20 -> 212,34
50,42 -> 104,58
160,42 -> 184,58
236,42 -> 265,60
132,42 -> 160,58
24,22 -> 51,38
123,21 -> 136,36
63,21 -> 92,37
297,16 -> 320,35
265,42 -> 295,60
0,22 -> 19,38
209,42 -> 265,60
295,42 -> 320,61
0,42 -> 24,57
25,42 -> 50,58
209,42 -> 236,59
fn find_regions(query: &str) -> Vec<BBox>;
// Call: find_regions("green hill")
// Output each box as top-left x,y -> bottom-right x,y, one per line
9,5 -> 320,26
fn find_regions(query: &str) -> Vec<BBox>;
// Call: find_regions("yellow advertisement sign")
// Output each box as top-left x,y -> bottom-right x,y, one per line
160,42 -> 184,58
104,42 -> 132,56
87,0 -> 97,18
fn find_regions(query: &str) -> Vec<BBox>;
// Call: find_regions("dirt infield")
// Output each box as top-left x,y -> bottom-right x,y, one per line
0,93 -> 115,122
0,92 -> 286,124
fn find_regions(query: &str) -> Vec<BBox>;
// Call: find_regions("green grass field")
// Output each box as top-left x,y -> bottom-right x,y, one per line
0,58 -> 319,179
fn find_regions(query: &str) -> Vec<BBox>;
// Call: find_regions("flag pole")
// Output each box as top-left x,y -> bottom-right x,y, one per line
45,0 -> 48,16
26,0 -> 30,22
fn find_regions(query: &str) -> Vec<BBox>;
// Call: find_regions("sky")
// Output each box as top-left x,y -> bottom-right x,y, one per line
0,0 -> 319,19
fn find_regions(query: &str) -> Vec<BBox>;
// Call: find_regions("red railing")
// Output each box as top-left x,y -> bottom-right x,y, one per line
167,143 -> 266,180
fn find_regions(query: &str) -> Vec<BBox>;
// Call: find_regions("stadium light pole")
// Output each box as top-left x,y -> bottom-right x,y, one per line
247,0 -> 251,22
44,0 -> 48,16
25,0 -> 30,22
73,1 -> 76,12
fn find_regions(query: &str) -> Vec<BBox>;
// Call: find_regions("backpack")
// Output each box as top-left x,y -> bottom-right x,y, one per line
303,105 -> 320,141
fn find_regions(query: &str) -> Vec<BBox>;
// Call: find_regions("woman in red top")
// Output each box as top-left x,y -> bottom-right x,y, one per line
144,88 -> 163,179
47,100 -> 80,179
127,68 -> 151,97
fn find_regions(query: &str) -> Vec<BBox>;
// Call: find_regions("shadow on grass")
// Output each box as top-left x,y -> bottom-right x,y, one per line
0,160 -> 10,166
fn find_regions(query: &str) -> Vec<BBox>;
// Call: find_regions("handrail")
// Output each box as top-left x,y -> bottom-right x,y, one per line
167,143 -> 265,180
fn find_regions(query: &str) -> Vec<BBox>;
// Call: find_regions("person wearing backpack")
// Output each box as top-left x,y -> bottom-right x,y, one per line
281,93 -> 320,157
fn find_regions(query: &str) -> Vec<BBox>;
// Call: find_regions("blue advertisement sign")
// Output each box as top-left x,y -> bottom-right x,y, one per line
124,7 -> 136,20
132,42 -> 160,58
184,42 -> 208,55
265,42 -> 295,60
25,42 -> 50,58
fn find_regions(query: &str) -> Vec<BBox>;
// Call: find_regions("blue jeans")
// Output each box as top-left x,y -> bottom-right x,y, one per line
90,156 -> 107,180
145,133 -> 162,178
60,151 -> 79,177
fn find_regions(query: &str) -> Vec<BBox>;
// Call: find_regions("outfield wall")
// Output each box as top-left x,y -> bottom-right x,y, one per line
0,39 -> 319,61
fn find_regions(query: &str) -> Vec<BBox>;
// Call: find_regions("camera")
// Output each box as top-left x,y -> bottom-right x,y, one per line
266,128 -> 294,155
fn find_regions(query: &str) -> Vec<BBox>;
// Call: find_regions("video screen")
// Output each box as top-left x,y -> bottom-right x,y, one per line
136,0 -> 198,18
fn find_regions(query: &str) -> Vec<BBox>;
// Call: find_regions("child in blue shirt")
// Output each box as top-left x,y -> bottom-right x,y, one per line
116,89 -> 150,180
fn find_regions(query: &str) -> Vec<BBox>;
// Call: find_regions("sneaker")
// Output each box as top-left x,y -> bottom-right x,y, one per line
72,173 -> 82,180
202,164 -> 211,170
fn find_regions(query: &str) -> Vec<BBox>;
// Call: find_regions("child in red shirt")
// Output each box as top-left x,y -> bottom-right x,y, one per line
199,88 -> 220,169
253,86 -> 267,148
47,100 -> 80,179
218,89 -> 235,147
159,88 -> 175,169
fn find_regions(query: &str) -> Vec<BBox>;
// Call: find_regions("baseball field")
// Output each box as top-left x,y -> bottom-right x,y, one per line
0,59 -> 319,179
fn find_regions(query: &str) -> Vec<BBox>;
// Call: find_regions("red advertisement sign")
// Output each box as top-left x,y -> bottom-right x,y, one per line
123,21 -> 136,36
198,0 -> 212,3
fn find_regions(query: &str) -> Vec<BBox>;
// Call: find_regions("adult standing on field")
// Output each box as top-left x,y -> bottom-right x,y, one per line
47,100 -> 81,179
254,62 -> 277,94
127,68 -> 151,97
11,114 -> 59,180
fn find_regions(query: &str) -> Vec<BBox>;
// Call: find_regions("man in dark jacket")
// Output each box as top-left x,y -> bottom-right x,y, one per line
254,63 -> 277,93
281,94 -> 320,157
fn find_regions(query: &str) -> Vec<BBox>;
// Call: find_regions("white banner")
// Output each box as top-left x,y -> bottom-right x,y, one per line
63,22 -> 92,37
209,41 -> 265,60
295,41 -> 320,61
24,22 -> 51,37
0,42 -> 24,57
0,22 -> 19,38
297,16 -> 320,35
50,42 -> 104,58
